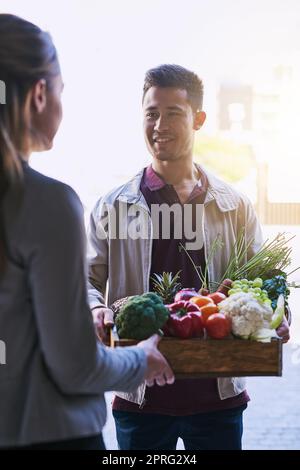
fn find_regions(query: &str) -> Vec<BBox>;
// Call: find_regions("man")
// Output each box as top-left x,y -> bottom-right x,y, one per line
88,64 -> 290,450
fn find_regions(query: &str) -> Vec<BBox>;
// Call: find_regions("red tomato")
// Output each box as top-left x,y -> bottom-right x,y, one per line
205,313 -> 231,339
208,292 -> 227,304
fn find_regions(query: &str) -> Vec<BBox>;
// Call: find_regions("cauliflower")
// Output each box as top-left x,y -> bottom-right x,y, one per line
218,292 -> 273,339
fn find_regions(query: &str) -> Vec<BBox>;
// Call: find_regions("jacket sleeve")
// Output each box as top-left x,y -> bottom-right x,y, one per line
23,182 -> 146,395
87,199 -> 109,310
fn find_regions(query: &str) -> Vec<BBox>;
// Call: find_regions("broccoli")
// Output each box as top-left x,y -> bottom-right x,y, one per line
116,292 -> 169,340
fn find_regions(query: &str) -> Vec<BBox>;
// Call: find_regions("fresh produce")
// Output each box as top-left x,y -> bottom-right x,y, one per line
252,295 -> 285,342
179,236 -> 223,291
116,292 -> 169,340
114,254 -> 290,343
165,301 -> 204,338
262,275 -> 290,310
218,292 -> 273,340
198,287 -> 210,296
270,294 -> 285,329
228,278 -> 272,306
221,231 -> 297,283
198,303 -> 219,324
178,227 -> 297,327
167,300 -> 201,315
189,295 -> 214,308
249,328 -> 276,343
205,313 -> 231,339
216,279 -> 233,296
174,288 -> 200,302
164,312 -> 193,339
151,271 -> 181,304
208,292 -> 227,305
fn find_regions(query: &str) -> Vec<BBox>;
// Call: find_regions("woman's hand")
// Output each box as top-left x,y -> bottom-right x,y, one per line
137,334 -> 175,387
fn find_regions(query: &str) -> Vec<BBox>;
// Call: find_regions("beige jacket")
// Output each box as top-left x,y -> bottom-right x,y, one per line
87,166 -> 263,406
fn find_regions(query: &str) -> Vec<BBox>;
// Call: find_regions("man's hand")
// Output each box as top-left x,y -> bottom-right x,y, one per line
92,307 -> 114,344
276,315 -> 290,343
137,334 -> 175,387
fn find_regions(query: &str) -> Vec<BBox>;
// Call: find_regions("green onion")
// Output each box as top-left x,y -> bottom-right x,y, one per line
179,234 -> 223,290
179,229 -> 299,292
221,231 -> 299,282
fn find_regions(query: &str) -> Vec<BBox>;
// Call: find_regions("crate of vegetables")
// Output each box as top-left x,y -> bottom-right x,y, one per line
109,272 -> 284,378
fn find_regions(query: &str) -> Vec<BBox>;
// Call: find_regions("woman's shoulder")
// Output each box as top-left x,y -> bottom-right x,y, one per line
24,165 -> 77,197
23,165 -> 83,216
3,165 -> 85,243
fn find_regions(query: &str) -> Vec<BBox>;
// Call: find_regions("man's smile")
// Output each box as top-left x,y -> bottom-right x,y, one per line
153,135 -> 175,145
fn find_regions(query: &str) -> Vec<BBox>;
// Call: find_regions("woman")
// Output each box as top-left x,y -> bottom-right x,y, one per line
0,14 -> 174,449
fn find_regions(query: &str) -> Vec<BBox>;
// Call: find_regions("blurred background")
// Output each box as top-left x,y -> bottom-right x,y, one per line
2,0 -> 299,450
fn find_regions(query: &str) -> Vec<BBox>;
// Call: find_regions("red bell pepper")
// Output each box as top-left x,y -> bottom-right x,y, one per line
164,301 -> 204,338
188,311 -> 205,337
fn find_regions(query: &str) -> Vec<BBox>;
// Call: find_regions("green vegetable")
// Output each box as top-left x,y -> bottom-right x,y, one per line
115,292 -> 169,340
221,230 -> 298,282
270,294 -> 285,329
263,275 -> 290,310
179,235 -> 223,291
250,327 -> 276,343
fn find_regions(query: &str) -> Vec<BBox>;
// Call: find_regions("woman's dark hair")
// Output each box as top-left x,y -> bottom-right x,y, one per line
142,64 -> 204,111
0,14 -> 60,276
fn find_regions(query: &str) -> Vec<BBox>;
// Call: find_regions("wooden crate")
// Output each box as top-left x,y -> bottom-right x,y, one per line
110,328 -> 282,378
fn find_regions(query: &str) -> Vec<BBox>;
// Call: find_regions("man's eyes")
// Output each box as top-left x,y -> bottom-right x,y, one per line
146,112 -> 159,118
145,111 -> 182,118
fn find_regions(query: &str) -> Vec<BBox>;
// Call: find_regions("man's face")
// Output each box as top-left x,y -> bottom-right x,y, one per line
143,86 -> 205,162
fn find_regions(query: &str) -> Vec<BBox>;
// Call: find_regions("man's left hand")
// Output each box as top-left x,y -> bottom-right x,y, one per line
276,315 -> 290,343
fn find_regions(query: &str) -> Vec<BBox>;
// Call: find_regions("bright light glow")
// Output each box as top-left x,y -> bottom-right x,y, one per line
1,0 -> 300,209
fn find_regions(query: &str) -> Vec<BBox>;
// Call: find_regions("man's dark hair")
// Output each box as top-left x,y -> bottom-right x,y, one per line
143,64 -> 204,111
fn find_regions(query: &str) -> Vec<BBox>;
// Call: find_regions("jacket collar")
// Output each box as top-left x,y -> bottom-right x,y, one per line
201,166 -> 240,211
117,164 -> 240,212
